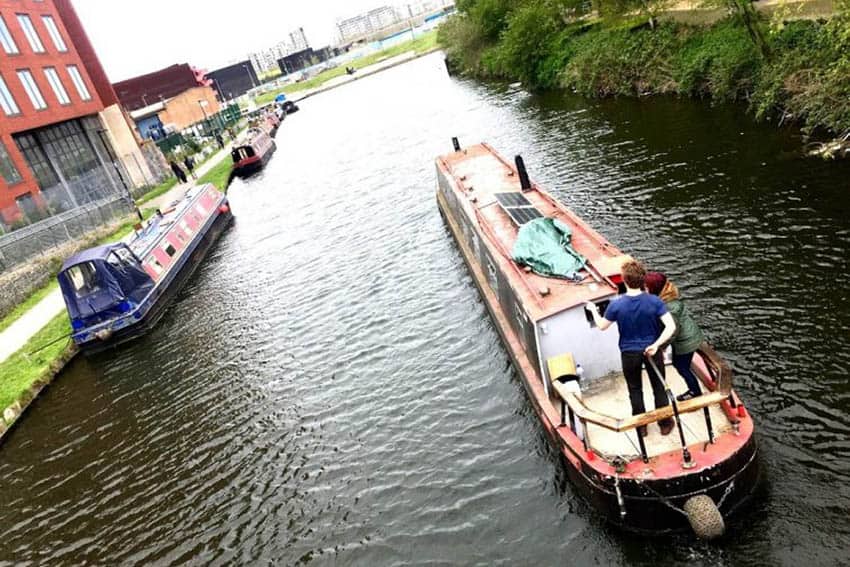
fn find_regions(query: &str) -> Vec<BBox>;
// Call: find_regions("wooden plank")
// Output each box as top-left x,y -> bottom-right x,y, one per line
552,381 -> 726,432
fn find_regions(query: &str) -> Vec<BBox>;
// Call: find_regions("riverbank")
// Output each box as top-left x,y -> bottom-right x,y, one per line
440,4 -> 850,139
255,30 -> 439,106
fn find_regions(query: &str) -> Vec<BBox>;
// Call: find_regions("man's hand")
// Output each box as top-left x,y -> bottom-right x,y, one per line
585,301 -> 598,313
645,343 -> 658,357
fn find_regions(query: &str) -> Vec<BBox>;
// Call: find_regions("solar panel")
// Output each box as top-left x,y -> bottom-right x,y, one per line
495,192 -> 532,207
494,192 -> 543,226
505,206 -> 543,226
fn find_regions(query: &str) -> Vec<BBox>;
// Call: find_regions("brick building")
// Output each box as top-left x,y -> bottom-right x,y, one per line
114,63 -> 221,140
0,0 -> 152,227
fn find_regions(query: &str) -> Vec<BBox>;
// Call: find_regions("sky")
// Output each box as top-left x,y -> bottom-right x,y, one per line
73,0 -> 393,81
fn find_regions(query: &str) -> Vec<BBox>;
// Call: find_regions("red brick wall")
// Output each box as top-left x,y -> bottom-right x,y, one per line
0,0 -> 106,212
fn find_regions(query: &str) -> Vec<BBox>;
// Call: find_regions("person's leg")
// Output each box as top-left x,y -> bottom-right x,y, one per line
644,351 -> 669,410
645,351 -> 675,434
621,352 -> 646,415
673,351 -> 702,396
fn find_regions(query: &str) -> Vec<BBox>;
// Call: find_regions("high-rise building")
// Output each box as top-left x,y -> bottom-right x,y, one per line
336,6 -> 402,43
0,0 -> 152,227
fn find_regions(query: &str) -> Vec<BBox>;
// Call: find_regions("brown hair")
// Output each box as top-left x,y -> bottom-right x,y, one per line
621,260 -> 646,290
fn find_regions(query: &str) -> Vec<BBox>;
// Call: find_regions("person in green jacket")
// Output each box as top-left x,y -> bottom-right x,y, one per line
645,272 -> 705,401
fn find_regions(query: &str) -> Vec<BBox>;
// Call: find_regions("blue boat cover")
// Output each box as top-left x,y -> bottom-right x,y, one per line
511,218 -> 587,280
58,244 -> 154,323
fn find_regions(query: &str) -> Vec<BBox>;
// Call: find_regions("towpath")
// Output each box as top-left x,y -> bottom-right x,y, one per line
0,144 -> 234,364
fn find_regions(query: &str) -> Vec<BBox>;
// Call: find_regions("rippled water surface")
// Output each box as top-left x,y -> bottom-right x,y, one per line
2,53 -> 849,565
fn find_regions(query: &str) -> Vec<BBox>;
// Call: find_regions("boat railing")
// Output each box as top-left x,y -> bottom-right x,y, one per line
551,343 -> 739,465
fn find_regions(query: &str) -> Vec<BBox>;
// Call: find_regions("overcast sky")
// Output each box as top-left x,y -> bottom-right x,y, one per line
73,0 -> 391,81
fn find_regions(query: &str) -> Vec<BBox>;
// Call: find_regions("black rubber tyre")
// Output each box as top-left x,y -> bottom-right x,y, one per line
683,495 -> 725,540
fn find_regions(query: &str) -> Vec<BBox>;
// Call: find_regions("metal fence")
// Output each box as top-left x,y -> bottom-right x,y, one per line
155,104 -> 243,155
0,194 -> 132,272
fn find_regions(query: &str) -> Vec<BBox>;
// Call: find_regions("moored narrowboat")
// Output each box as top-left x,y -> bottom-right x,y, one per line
435,141 -> 758,538
231,127 -> 276,179
58,183 -> 232,353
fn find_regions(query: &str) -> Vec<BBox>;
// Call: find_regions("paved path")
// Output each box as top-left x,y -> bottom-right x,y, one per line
0,287 -> 64,362
0,143 -> 238,365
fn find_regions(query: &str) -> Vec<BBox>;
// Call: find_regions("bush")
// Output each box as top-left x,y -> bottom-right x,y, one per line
562,24 -> 679,96
673,20 -> 761,100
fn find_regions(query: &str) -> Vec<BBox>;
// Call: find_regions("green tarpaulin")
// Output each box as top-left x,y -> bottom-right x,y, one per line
511,218 -> 587,280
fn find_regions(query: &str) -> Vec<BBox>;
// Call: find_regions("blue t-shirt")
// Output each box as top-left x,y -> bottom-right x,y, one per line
604,293 -> 668,352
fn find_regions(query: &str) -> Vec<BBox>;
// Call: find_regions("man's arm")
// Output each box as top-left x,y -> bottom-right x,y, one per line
585,302 -> 613,331
645,312 -> 676,356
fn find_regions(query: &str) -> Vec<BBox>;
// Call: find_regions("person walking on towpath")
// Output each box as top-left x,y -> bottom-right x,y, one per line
586,259 -> 677,438
645,271 -> 706,401
183,155 -> 197,180
170,161 -> 188,184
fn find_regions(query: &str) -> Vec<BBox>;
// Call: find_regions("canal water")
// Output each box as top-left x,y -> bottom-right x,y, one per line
1,52 -> 849,565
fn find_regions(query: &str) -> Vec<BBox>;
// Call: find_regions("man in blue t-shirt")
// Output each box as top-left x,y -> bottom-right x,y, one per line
586,260 -> 677,437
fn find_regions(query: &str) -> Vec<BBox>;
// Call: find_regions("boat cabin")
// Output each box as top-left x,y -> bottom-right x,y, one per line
58,244 -> 154,331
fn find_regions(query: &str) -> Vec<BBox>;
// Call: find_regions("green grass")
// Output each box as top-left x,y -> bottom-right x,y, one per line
0,313 -> 71,412
255,30 -> 439,105
0,281 -> 59,335
137,177 -> 178,206
197,155 -> 233,192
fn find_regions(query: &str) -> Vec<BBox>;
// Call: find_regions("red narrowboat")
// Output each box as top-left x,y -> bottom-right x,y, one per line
58,184 -> 232,353
435,141 -> 758,538
231,127 -> 276,179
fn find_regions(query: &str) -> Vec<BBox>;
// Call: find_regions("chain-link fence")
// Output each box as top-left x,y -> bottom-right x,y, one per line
0,194 -> 132,273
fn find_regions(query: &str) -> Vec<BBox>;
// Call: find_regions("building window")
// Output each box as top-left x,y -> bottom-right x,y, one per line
15,133 -> 59,191
0,141 -> 22,185
16,14 -> 45,53
66,65 -> 90,100
17,69 -> 47,109
41,15 -> 66,52
0,16 -> 19,54
0,74 -> 19,115
44,67 -> 69,104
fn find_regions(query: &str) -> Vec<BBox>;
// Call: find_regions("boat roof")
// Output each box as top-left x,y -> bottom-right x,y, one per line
127,184 -> 210,259
437,143 -> 629,322
61,243 -> 126,271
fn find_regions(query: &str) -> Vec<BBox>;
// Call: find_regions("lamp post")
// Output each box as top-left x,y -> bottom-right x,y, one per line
243,64 -> 257,89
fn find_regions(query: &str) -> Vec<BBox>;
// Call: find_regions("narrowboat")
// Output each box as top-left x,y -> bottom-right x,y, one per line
435,141 -> 758,538
231,127 -> 276,179
58,183 -> 232,354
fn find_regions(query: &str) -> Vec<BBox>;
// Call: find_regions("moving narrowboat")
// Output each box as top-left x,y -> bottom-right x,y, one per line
231,127 -> 276,179
58,183 -> 232,354
435,141 -> 758,538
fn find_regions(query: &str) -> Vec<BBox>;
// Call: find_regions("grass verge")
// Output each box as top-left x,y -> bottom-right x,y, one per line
137,177 -> 177,206
255,30 -> 439,105
0,313 -> 71,412
197,155 -> 233,192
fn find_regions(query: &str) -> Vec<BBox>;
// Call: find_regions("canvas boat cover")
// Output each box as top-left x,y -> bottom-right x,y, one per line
58,244 -> 154,323
511,218 -> 587,280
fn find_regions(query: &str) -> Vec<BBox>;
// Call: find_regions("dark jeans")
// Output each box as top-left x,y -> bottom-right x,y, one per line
672,351 -> 702,396
621,351 -> 669,416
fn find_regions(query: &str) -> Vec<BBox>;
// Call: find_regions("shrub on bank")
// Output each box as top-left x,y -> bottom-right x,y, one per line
439,2 -> 850,136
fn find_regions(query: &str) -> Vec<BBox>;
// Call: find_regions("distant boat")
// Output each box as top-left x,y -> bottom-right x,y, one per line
231,127 -> 276,179
58,184 -> 232,353
436,141 -> 759,538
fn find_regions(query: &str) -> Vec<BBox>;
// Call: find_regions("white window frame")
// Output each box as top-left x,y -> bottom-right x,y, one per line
43,67 -> 69,104
16,14 -> 44,53
66,65 -> 90,101
0,16 -> 18,54
41,15 -> 66,52
17,69 -> 46,110
0,74 -> 20,115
